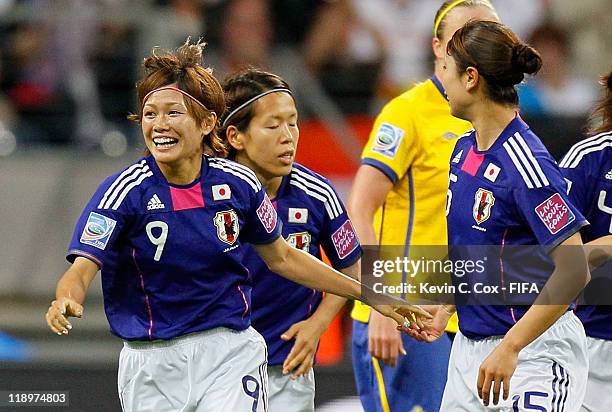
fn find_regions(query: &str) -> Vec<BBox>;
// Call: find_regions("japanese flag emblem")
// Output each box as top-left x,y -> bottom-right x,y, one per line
288,208 -> 308,224
212,184 -> 231,201
484,163 -> 501,182
214,210 -> 240,244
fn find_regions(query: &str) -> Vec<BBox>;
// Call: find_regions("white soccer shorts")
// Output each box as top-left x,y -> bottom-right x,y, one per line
118,326 -> 268,412
580,336 -> 612,412
267,365 -> 315,412
441,311 -> 588,411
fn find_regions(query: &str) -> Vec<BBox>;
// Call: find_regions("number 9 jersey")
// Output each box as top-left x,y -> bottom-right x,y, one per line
67,155 -> 281,341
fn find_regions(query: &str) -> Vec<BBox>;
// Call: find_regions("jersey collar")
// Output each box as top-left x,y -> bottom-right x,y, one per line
147,154 -> 207,188
473,113 -> 530,154
431,75 -> 447,100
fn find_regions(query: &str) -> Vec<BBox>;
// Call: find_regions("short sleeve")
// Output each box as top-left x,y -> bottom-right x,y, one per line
67,177 -> 127,268
318,181 -> 362,269
559,155 -> 594,216
361,99 -> 418,183
241,187 -> 282,245
512,156 -> 588,251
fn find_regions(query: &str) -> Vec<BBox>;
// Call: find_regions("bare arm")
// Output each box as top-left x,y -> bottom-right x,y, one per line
347,165 -> 393,246
281,261 -> 359,376
478,232 -> 590,406
254,238 -> 429,323
45,257 -> 99,335
254,237 -> 362,301
584,235 -> 612,270
348,165 -> 410,365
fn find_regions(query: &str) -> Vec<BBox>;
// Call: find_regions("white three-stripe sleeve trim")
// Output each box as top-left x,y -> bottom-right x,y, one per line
100,165 -> 150,209
503,141 -> 534,189
514,133 -> 550,186
290,172 -> 341,218
559,131 -> 612,168
98,160 -> 147,208
289,180 -> 336,218
111,172 -> 153,210
567,140 -> 612,168
210,158 -> 262,187
292,168 -> 343,214
208,163 -> 258,191
508,137 -> 542,188
209,159 -> 261,190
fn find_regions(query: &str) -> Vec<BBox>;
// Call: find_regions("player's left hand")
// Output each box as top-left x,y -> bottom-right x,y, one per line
477,340 -> 519,407
281,318 -> 326,379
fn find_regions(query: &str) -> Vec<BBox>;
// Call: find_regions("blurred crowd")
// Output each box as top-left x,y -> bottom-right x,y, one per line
0,0 -> 609,153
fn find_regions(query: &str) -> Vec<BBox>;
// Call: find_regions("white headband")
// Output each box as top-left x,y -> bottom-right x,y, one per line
222,88 -> 293,127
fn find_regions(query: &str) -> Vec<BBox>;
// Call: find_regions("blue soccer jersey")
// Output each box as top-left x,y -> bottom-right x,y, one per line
446,116 -> 588,339
67,155 -> 281,341
247,163 -> 361,366
560,131 -> 612,340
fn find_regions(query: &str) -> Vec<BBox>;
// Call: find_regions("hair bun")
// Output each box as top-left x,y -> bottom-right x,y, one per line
512,44 -> 542,76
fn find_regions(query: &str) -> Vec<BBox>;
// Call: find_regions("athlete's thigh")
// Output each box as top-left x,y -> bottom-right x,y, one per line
118,345 -> 191,412
267,366 -> 314,412
581,337 -> 612,412
351,320 -> 384,412
198,328 -> 269,412
382,333 -> 451,411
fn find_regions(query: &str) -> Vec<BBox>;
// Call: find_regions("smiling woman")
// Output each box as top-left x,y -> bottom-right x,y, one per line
44,40 -> 423,412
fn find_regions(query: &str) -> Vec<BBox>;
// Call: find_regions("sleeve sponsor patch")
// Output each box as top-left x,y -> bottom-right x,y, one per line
331,220 -> 359,259
534,193 -> 575,235
80,212 -> 117,250
256,195 -> 278,234
371,123 -> 405,159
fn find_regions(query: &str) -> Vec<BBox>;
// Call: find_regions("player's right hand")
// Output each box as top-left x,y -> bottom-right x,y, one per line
403,305 -> 450,343
368,310 -> 406,367
45,298 -> 83,336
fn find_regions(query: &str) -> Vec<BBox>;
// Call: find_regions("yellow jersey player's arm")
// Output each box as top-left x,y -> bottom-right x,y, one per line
347,95 -> 421,367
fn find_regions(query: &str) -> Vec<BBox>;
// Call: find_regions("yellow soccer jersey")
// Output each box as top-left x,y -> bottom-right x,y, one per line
352,77 -> 472,333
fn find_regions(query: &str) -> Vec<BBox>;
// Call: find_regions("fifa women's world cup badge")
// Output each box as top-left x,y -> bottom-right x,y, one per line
214,210 -> 240,244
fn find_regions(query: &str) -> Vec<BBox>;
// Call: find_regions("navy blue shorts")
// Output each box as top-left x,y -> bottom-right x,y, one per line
351,320 -> 452,412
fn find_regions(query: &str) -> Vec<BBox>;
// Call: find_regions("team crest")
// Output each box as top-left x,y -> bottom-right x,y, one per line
287,232 -> 311,252
473,188 -> 495,224
214,210 -> 240,244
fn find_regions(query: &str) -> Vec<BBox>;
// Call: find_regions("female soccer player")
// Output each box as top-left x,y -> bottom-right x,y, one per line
559,71 -> 612,412
44,40 -> 422,412
408,20 -> 591,410
219,68 -> 360,412
347,1 -> 499,411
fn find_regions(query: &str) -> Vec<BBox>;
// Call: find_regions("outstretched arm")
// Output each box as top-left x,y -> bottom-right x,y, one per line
45,257 -> 98,335
254,238 -> 430,325
281,261 -> 358,377
584,235 -> 612,270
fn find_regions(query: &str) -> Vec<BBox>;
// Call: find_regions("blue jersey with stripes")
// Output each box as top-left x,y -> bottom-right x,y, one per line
247,163 -> 361,365
67,155 -> 281,341
447,116 -> 587,339
559,130 -> 612,340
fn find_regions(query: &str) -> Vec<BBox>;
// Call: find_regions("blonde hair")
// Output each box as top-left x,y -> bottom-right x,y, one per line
434,0 -> 496,38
